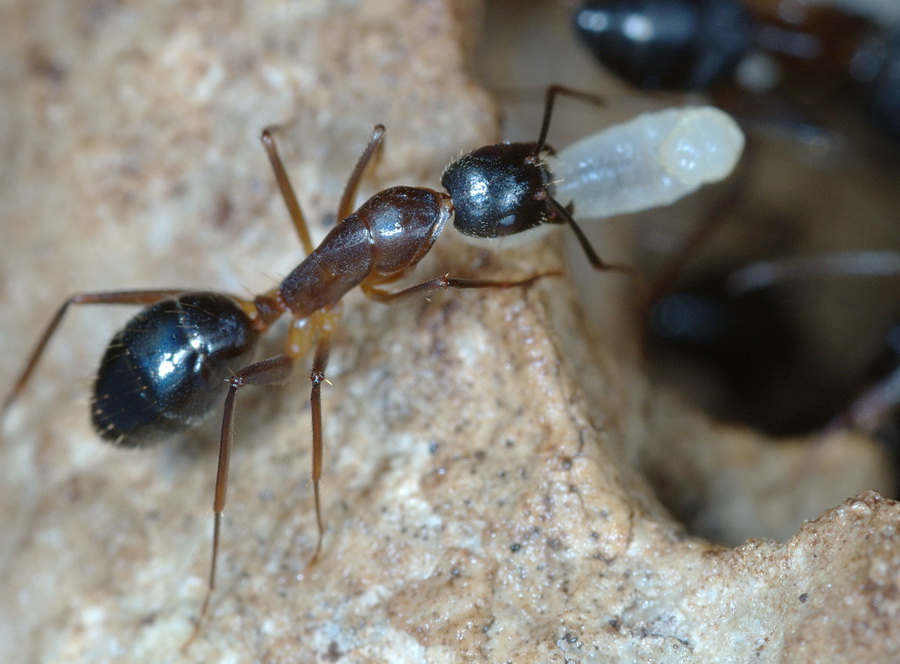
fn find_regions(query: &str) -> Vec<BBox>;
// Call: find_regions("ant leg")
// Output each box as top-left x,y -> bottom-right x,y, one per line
183,353 -> 295,652
336,125 -> 386,223
535,84 -> 606,154
361,272 -> 558,304
548,198 -> 642,282
284,306 -> 342,566
306,329 -> 334,566
2,289 -> 187,419
261,128 -> 314,255
637,155 -> 752,319
261,124 -> 387,256
727,250 -> 900,295
826,364 -> 900,435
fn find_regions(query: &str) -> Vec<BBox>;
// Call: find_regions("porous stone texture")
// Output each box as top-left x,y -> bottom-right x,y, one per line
0,1 -> 897,663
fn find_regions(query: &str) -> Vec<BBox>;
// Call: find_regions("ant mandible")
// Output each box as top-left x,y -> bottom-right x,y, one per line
1,85 -> 626,646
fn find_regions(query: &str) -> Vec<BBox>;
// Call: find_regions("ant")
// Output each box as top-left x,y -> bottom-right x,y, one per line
574,0 -> 755,91
1,85 -> 632,647
645,248 -> 900,436
573,0 -> 900,141
730,250 -> 900,438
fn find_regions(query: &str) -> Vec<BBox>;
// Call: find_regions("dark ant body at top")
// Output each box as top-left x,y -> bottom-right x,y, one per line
1,86 -> 624,647
573,0 -> 900,141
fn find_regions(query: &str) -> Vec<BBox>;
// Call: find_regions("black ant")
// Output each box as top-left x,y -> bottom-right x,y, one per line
1,85 -> 631,647
644,248 -> 900,437
573,0 -> 900,141
574,0 -> 755,91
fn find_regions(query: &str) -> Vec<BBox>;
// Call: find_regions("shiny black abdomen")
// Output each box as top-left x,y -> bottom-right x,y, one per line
91,292 -> 259,447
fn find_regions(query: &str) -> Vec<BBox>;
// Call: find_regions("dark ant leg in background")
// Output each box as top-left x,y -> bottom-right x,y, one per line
636,153 -> 754,323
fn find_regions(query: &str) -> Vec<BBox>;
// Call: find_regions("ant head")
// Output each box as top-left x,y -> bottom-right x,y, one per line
441,142 -> 560,240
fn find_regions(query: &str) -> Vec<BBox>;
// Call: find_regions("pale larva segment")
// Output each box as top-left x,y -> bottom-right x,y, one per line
549,106 -> 745,219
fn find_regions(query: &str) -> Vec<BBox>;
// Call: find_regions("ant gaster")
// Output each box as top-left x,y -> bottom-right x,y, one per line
1,86 -> 627,646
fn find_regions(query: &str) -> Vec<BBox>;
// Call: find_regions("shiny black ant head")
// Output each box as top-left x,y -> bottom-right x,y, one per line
441,142 -> 561,240
573,0 -> 754,91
